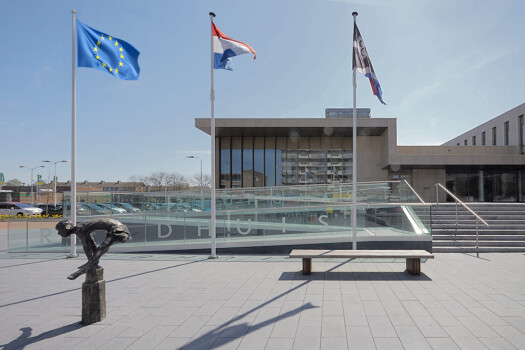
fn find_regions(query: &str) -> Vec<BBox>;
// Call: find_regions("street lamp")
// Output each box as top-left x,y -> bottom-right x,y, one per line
19,165 -> 45,205
42,160 -> 69,207
186,156 -> 203,188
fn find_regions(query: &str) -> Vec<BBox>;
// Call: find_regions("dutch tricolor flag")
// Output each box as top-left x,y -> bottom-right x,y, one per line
212,22 -> 256,70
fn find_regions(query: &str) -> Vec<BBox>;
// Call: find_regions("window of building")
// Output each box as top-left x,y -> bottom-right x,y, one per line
492,127 -> 497,145
253,137 -> 265,187
265,138 -> 276,187
504,121 -> 509,145
482,131 -> 486,145
242,137 -> 253,187
464,140 -> 467,146
472,136 -> 476,146
518,115 -> 525,154
231,137 -> 242,188
220,137 -> 231,188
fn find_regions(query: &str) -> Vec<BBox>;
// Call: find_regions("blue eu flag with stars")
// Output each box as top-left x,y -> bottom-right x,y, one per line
77,20 -> 140,80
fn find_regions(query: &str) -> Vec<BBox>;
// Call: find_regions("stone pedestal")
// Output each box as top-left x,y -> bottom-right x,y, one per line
81,267 -> 106,325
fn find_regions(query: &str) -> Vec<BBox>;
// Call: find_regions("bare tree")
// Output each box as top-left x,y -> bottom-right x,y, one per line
129,172 -> 190,192
189,174 -> 211,188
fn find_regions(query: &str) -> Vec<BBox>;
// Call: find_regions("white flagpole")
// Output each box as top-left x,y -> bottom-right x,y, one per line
352,11 -> 358,250
209,12 -> 218,258
69,9 -> 78,258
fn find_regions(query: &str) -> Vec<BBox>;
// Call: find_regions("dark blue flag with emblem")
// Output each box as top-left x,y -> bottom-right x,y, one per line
77,20 -> 140,80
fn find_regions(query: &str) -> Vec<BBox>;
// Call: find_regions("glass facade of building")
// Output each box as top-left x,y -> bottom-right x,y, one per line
446,167 -> 525,202
219,136 -> 353,188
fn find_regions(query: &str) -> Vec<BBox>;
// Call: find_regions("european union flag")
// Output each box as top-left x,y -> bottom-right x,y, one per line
77,20 -> 140,80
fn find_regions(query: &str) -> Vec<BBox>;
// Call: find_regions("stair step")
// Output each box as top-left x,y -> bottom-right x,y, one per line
433,240 -> 525,247
432,235 -> 525,240
432,247 -> 525,253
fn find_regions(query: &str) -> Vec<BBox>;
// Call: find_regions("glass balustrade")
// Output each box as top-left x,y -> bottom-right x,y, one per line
6,181 -> 431,253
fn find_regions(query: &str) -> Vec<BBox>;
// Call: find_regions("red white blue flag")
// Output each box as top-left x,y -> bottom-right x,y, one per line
212,22 -> 256,70
353,23 -> 386,105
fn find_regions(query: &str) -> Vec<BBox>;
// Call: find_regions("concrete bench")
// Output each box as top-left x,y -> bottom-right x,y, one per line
289,249 -> 434,275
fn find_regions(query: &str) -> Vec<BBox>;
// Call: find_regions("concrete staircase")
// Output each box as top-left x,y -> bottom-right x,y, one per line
431,203 -> 525,253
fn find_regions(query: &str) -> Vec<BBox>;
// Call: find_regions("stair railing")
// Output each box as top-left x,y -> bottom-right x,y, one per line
435,183 -> 489,251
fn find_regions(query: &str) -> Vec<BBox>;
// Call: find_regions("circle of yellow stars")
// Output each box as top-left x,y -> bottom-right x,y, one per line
92,34 -> 125,75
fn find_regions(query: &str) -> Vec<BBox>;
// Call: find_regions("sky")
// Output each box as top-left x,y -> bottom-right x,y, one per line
1,0 -> 524,184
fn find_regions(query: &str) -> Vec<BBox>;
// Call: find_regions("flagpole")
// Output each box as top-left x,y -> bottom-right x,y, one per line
352,11 -> 358,250
209,12 -> 218,259
70,9 -> 78,258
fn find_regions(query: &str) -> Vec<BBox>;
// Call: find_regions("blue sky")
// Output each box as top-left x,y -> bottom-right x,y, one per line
1,0 -> 524,184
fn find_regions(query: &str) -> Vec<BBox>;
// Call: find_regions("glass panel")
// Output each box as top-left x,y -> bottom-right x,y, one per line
265,137 -> 276,187
243,137 -> 253,188
220,137 -> 231,188
492,127 -> 497,145
253,137 -> 265,187
231,137 -> 242,188
482,131 -> 486,145
276,137 -> 286,186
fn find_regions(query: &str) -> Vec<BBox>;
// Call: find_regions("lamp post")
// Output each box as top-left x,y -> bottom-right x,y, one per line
42,160 -> 69,207
186,156 -> 203,188
19,165 -> 45,205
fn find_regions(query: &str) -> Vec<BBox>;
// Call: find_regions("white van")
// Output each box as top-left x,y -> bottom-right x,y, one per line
0,202 -> 43,216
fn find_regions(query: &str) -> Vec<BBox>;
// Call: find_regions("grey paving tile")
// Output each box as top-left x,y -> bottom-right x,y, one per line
412,316 -> 448,338
385,307 -> 414,326
395,325 -> 432,350
321,315 -> 346,338
320,337 -> 347,350
154,337 -> 190,350
293,326 -> 321,350
346,325 -> 375,350
367,316 -> 397,338
479,337 -> 517,350
373,337 -> 404,350
443,326 -> 489,350
266,337 -> 294,350
426,337 -> 461,350
491,325 -> 525,349
322,300 -> 344,316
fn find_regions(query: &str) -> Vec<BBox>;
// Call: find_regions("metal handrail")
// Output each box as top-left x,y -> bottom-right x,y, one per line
403,180 -> 425,204
435,183 -> 489,253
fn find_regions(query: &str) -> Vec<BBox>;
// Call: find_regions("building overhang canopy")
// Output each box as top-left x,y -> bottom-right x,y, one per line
195,118 -> 392,137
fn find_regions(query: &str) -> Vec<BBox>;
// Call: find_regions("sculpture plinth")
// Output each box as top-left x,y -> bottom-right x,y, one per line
82,268 -> 106,324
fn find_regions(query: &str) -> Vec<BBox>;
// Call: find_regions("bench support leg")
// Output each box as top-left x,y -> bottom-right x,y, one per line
302,258 -> 312,275
406,258 -> 421,275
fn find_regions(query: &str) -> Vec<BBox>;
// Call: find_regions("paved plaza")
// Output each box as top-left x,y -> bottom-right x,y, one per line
1,251 -> 525,349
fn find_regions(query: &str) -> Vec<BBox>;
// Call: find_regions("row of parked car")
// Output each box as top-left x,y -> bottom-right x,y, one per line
0,200 -> 205,217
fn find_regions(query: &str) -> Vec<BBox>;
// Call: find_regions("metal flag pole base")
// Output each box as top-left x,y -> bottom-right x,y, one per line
67,253 -> 79,258
208,255 -> 218,259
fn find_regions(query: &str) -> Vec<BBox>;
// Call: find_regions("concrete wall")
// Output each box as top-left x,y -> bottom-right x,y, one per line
357,134 -> 388,181
443,103 -> 525,148
412,168 -> 447,203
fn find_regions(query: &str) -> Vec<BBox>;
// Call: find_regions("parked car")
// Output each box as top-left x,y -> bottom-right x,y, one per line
111,202 -> 141,213
0,202 -> 43,216
83,203 -> 111,215
95,203 -> 127,214
35,204 -> 64,216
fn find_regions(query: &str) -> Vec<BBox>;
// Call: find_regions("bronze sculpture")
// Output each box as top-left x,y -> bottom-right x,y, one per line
56,218 -> 130,280
56,218 -> 130,324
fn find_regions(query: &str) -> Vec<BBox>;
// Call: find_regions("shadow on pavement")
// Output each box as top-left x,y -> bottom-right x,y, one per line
180,279 -> 317,349
0,259 -> 206,309
0,323 -> 82,350
279,270 -> 432,281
